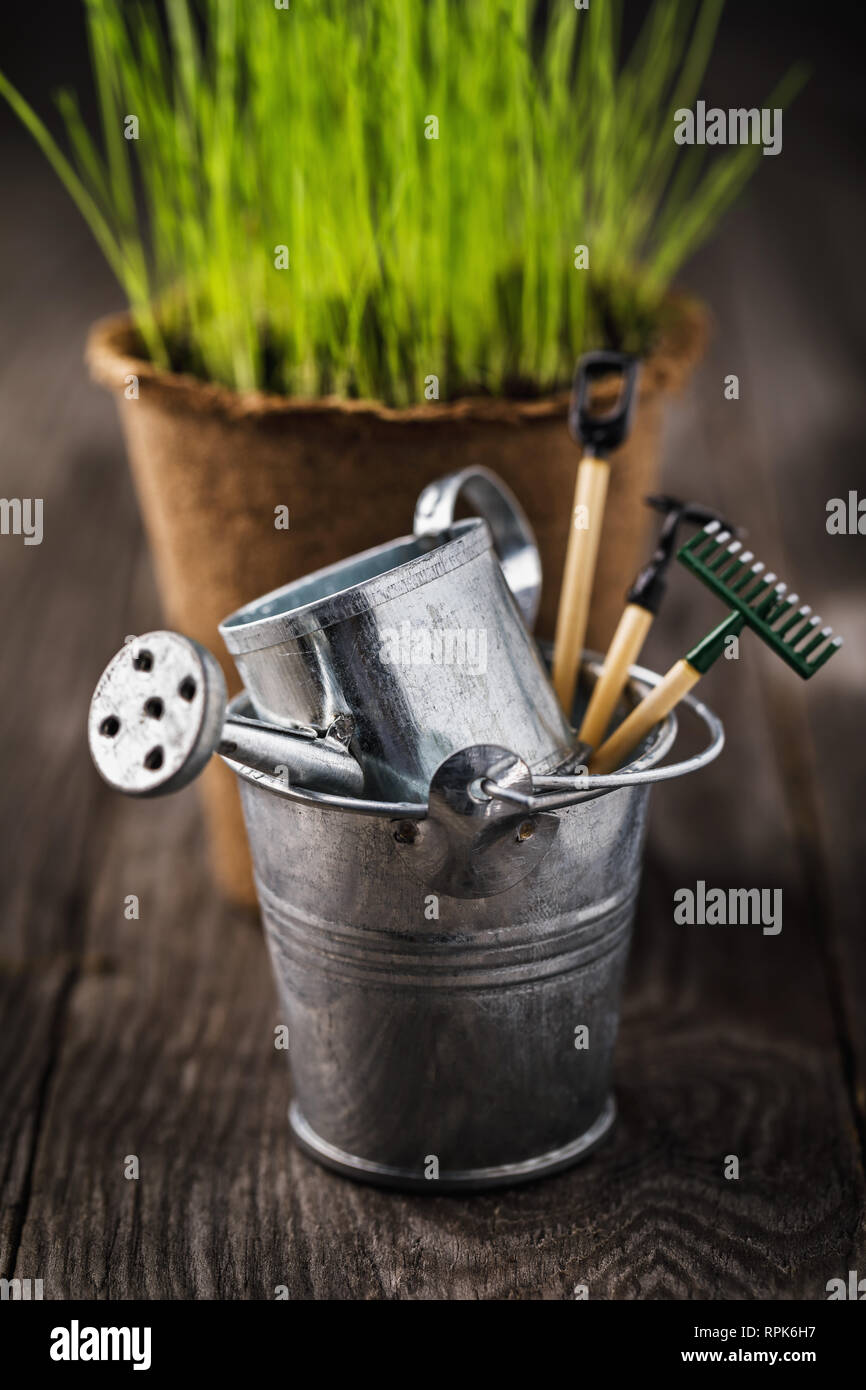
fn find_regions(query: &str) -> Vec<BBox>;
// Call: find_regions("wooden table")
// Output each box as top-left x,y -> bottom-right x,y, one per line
1,6 -> 864,1299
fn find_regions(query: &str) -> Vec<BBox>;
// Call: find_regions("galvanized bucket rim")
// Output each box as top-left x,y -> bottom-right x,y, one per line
221,654 -> 723,819
220,517 -> 489,653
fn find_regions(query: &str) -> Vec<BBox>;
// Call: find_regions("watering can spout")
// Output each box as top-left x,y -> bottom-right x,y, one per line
87,630 -> 364,800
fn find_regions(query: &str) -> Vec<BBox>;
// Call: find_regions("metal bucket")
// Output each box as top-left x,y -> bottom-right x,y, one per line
224,661 -> 724,1192
86,463 -> 725,1192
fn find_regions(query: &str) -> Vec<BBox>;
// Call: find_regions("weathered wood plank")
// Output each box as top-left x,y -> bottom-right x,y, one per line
0,154 -> 142,1279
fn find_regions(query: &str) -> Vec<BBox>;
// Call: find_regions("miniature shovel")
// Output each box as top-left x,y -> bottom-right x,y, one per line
552,351 -> 639,719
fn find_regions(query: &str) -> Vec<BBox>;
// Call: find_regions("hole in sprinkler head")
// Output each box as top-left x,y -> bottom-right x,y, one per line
133,649 -> 153,672
144,697 -> 164,719
178,676 -> 196,701
144,746 -> 164,771
99,715 -> 120,737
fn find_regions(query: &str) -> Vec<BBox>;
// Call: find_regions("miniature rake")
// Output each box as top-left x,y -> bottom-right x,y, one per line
590,521 -> 843,775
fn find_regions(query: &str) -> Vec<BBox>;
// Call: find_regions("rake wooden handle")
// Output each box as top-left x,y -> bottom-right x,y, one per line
552,455 -> 610,716
589,657 -> 701,775
579,603 -> 654,748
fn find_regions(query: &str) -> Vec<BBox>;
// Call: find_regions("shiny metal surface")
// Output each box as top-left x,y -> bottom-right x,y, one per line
219,654 -> 728,820
413,465 -> 542,629
288,1096 -> 617,1192
217,714 -> 364,797
88,631 -> 227,797
393,744 -> 560,899
88,630 -> 364,799
482,682 -> 725,810
220,517 -> 575,803
231,664 -> 721,1191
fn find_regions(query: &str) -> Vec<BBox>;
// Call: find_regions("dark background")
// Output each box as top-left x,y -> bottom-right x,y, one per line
1,2 -> 864,1298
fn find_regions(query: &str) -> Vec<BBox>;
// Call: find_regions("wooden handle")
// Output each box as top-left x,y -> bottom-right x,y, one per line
589,658 -> 701,775
578,603 -> 654,748
552,455 -> 610,716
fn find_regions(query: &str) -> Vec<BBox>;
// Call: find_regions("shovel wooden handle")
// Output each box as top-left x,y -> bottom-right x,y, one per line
589,657 -> 701,775
552,455 -> 610,716
579,603 -> 654,748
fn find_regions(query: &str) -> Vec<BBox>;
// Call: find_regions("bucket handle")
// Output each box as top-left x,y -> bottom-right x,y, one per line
413,466 -> 542,630
479,680 -> 725,813
223,662 -> 724,820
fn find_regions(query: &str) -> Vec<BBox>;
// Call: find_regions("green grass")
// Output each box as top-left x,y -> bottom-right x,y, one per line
0,0 -> 804,405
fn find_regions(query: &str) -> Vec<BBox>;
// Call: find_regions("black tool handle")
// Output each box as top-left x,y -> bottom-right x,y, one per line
568,350 -> 640,455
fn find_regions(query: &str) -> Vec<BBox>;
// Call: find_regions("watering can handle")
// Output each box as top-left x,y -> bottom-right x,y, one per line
413,466 -> 542,631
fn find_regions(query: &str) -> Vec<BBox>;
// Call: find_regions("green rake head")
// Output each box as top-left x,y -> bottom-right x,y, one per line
678,521 -> 843,679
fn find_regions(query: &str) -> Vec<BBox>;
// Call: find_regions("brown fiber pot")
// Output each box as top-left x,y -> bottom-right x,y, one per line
87,299 -> 707,904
